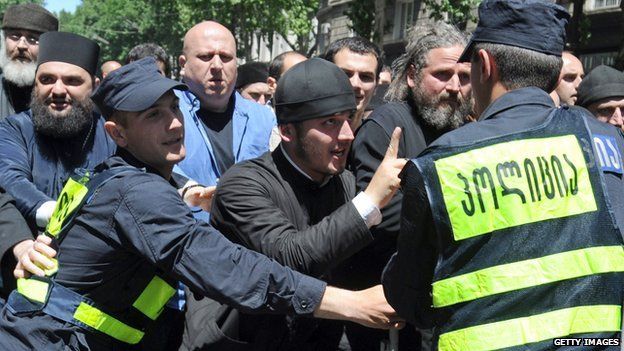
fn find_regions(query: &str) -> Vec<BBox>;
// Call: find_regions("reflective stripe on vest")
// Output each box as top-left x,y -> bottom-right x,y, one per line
73,302 -> 144,344
434,135 -> 597,241
433,245 -> 624,308
42,175 -> 91,276
17,275 -> 175,344
132,276 -> 176,320
438,305 -> 622,351
47,174 -> 90,238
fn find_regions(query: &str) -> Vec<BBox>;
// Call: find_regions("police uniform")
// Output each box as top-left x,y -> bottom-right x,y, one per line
0,58 -> 326,350
382,1 -> 624,350
383,87 -> 624,350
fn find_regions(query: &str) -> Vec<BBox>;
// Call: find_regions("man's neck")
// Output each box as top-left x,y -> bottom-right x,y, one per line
279,144 -> 331,185
198,94 -> 231,113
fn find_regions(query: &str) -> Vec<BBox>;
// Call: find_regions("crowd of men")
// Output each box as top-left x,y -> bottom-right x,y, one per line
0,0 -> 622,350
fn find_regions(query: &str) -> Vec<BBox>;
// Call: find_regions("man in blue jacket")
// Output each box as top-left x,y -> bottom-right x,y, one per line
175,21 -> 275,222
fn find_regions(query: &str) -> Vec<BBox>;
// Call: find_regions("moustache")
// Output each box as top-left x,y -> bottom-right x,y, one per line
10,52 -> 33,62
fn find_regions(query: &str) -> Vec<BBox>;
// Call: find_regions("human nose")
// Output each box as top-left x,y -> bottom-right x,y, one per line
211,55 -> 223,71
169,112 -> 184,131
338,119 -> 355,142
350,74 -> 362,91
446,74 -> 460,94
16,36 -> 29,50
51,80 -> 67,96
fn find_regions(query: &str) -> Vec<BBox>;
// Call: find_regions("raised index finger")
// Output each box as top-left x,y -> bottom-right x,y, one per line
384,127 -> 402,159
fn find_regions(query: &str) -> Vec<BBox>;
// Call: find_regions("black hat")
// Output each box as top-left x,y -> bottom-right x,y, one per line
274,58 -> 355,124
577,65 -> 624,108
236,62 -> 269,89
92,57 -> 187,119
38,32 -> 100,76
2,3 -> 58,33
458,0 -> 570,63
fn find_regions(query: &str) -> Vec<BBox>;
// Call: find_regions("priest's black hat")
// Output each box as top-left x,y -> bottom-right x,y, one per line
92,57 -> 187,119
37,32 -> 100,76
2,3 -> 58,33
577,65 -> 624,108
236,62 -> 269,89
274,58 -> 355,124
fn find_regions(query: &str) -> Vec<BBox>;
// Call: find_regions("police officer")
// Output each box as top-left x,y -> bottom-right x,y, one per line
382,1 -> 624,350
0,58 -> 401,350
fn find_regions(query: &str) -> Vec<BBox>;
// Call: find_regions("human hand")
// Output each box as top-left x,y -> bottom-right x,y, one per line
364,127 -> 407,209
14,235 -> 57,279
348,285 -> 405,330
183,185 -> 217,213
314,285 -> 404,330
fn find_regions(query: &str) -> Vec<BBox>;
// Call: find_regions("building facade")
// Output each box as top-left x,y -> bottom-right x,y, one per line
316,0 -> 623,70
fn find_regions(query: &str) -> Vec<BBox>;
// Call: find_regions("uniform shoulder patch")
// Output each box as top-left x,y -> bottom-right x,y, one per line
593,134 -> 623,175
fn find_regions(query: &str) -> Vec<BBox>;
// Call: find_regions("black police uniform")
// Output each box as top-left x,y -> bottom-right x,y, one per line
0,147 -> 325,350
383,87 -> 624,350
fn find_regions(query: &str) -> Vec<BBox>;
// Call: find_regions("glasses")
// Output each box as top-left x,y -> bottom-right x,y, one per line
5,30 -> 39,46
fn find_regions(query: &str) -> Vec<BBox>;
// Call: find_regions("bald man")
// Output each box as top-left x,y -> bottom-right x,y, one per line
173,21 -> 277,348
174,22 -> 275,222
551,51 -> 584,106
100,60 -> 121,79
267,51 -> 307,94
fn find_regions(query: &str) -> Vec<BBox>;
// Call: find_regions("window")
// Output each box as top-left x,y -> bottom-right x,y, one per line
394,0 -> 415,39
593,0 -> 621,9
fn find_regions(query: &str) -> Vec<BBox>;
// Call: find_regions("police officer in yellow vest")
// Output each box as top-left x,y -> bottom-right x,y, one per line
382,1 -> 624,350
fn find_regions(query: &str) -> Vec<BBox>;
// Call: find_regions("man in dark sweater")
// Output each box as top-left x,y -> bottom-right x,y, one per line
209,58 -> 406,349
343,21 -> 473,350
0,4 -> 58,118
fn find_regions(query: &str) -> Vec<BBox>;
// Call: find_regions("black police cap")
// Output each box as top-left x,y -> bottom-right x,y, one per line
38,32 -> 100,76
458,0 -> 570,63
274,58 -> 355,124
92,57 -> 187,119
577,65 -> 624,108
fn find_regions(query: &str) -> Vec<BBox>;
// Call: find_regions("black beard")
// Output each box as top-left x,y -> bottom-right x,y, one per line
412,88 -> 473,133
30,92 -> 94,139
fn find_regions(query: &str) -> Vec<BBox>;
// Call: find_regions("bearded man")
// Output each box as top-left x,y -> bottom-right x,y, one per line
341,21 -> 472,350
0,32 -> 116,235
0,3 -> 58,118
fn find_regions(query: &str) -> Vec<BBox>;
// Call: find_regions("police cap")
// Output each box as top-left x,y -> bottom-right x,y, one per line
92,57 -> 187,119
274,58 -> 355,124
458,0 -> 570,63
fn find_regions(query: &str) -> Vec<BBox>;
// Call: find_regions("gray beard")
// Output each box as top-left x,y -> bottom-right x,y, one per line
30,91 -> 94,139
0,41 -> 36,87
412,88 -> 472,132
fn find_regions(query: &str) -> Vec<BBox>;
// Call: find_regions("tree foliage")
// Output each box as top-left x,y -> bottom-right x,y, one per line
422,0 -> 481,29
345,0 -> 378,42
57,0 -> 319,65
0,0 -> 44,16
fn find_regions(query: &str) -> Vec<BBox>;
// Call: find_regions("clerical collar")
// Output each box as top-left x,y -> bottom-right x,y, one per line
279,144 -> 332,187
